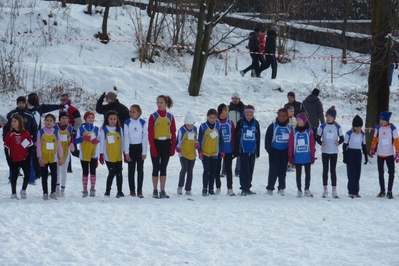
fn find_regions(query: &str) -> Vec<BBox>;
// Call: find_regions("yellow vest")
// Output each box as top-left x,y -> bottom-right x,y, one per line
104,129 -> 122,162
181,130 -> 197,160
81,131 -> 97,161
58,126 -> 72,162
154,113 -> 172,140
40,130 -> 58,164
202,127 -> 219,157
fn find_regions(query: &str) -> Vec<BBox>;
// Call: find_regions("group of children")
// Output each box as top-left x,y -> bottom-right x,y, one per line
5,93 -> 399,200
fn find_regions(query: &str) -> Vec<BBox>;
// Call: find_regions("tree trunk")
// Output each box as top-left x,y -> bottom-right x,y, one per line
101,0 -> 111,43
341,0 -> 349,64
366,0 -> 392,150
61,0 -> 67,8
85,0 -> 93,15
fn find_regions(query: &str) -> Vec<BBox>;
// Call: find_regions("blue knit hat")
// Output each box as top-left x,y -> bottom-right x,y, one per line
379,111 -> 392,122
326,106 -> 337,119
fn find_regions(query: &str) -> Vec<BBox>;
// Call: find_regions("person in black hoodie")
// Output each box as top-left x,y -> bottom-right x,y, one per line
284,91 -> 306,117
239,28 -> 260,77
96,91 -> 130,125
302,88 -> 325,140
257,25 -> 279,79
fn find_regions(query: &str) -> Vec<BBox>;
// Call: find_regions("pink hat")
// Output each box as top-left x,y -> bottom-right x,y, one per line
296,113 -> 308,123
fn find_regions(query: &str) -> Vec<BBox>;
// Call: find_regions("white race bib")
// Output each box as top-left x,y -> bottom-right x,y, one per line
188,133 -> 195,140
353,136 -> 361,143
210,131 -> 218,139
381,138 -> 390,146
282,133 -> 289,140
158,136 -> 167,140
60,134 -> 68,142
46,143 -> 54,150
89,133 -> 96,140
326,132 -> 335,139
298,139 -> 305,146
107,135 -> 115,144
246,130 -> 253,137
21,139 -> 30,148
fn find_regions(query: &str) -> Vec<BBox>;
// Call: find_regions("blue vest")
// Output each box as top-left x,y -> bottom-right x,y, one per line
293,129 -> 311,164
220,119 -> 233,153
271,122 -> 291,150
240,119 -> 257,154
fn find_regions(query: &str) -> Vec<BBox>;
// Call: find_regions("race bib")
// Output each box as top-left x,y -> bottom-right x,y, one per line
188,133 -> 195,140
21,139 -> 30,148
46,143 -> 54,150
107,135 -> 115,144
60,135 -> 68,142
210,131 -> 218,139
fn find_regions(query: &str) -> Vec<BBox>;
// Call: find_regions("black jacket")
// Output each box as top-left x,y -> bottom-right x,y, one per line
3,108 -> 38,142
247,31 -> 260,53
96,96 -> 130,125
284,100 -> 306,117
265,29 -> 277,54
302,94 -> 325,128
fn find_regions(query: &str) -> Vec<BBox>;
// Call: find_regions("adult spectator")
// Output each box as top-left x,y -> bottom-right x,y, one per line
228,92 -> 246,176
389,43 -> 399,86
96,91 -> 130,125
239,28 -> 260,78
284,91 -> 305,117
302,88 -> 325,139
257,25 -> 279,79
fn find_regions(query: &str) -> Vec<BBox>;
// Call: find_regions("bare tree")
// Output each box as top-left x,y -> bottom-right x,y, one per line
62,0 -> 67,8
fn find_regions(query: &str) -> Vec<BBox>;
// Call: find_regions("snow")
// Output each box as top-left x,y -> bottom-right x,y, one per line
0,1 -> 399,265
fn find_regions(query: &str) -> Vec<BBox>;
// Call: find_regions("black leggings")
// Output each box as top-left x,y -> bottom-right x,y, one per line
377,155 -> 395,192
105,161 -> 123,193
178,157 -> 195,191
128,144 -> 144,193
81,159 -> 97,176
295,163 -> 311,191
41,162 -> 58,194
10,159 -> 31,194
322,153 -> 338,186
216,153 -> 233,189
151,139 -> 171,177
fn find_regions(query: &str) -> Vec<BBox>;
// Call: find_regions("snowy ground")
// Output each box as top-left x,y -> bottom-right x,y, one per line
0,2 -> 399,265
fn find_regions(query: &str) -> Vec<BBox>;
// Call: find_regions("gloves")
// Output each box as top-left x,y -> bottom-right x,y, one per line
195,143 -> 200,150
369,147 -> 375,158
150,146 -> 158,157
288,157 -> 294,166
63,104 -> 69,110
396,151 -> 399,163
175,147 -> 181,153
198,151 -> 204,159
101,92 -> 106,97
69,143 -> 75,152
364,154 -> 368,165
82,135 -> 91,141
220,152 -> 225,159
99,154 -> 105,165
91,138 -> 100,145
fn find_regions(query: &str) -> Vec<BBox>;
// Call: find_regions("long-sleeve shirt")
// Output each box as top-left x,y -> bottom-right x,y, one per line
75,123 -> 99,161
316,123 -> 344,154
288,126 -> 315,164
176,125 -> 198,160
198,121 -> 224,158
148,109 -> 176,149
36,127 -> 63,164
234,117 -> 260,158
371,124 -> 399,157
123,118 -> 148,155
99,125 -> 123,162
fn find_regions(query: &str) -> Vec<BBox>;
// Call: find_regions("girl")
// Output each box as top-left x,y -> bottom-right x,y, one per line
37,114 -> 63,200
76,111 -> 100,198
217,104 -> 236,196
234,105 -> 260,196
198,109 -> 224,196
148,95 -> 176,199
176,111 -> 198,196
316,106 -> 344,198
369,111 -> 399,199
99,110 -> 124,198
4,115 -> 33,199
288,113 -> 315,198
55,111 -> 74,197
124,104 -> 147,198
343,115 -> 368,198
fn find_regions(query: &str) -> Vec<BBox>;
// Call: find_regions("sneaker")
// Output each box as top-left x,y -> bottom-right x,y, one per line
152,190 -> 159,198
90,189 -> 96,197
304,190 -> 313,197
241,190 -> 247,196
11,194 -> 19,200
286,166 -> 295,172
20,189 -> 27,199
277,189 -> 285,196
266,190 -> 273,196
104,192 -> 110,198
227,189 -> 235,196
137,192 -> 144,198
43,193 -> 49,200
185,191 -> 192,196
202,189 -> 208,196
332,191 -> 339,199
50,192 -> 58,200
67,170 -> 73,173
297,190 -> 303,198
60,189 -> 65,197
348,194 -> 355,199
322,190 -> 328,198
354,193 -> 361,198
130,192 -> 136,197
116,191 -> 125,198
159,190 -> 170,199
215,188 -> 221,195
250,69 -> 255,77
239,70 -> 245,77
247,190 -> 256,195
82,191 -> 89,198
376,191 -> 386,198
387,192 -> 394,199
56,190 -> 61,198
177,187 -> 183,195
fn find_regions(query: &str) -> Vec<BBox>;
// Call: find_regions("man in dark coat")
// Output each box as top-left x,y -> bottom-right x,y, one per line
257,25 -> 279,79
283,91 -> 306,117
302,88 -> 325,139
239,28 -> 260,77
96,91 -> 130,125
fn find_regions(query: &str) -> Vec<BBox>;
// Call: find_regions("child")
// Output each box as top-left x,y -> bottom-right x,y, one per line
288,113 -> 315,198
148,95 -> 176,199
176,111 -> 198,196
316,106 -> 344,198
343,115 -> 368,198
216,103 -> 236,196
198,109 -> 224,196
234,105 -> 260,196
99,110 -> 124,198
124,104 -> 147,198
265,108 -> 292,196
370,111 -> 399,199
286,105 -> 296,172
55,111 -> 74,197
75,111 -> 100,198
4,115 -> 33,199
37,114 -> 63,200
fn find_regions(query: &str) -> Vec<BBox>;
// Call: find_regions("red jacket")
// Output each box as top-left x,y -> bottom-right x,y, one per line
259,32 -> 266,54
4,131 -> 33,162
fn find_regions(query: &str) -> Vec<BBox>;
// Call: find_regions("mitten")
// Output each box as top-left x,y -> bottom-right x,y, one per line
198,151 -> 204,159
82,135 -> 91,141
150,146 -> 158,157
91,138 -> 100,145
175,147 -> 181,153
99,154 -> 105,165
69,143 -> 75,152
195,143 -> 200,150
220,152 -> 225,159
369,147 -> 375,158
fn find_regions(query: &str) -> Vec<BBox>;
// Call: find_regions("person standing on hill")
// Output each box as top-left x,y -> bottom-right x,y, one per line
257,25 -> 279,79
284,91 -> 306,117
302,88 -> 325,140
389,43 -> 399,86
239,28 -> 260,77
96,91 -> 130,126
228,92 -> 245,177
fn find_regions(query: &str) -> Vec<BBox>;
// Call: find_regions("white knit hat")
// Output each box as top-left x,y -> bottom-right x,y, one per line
184,111 -> 195,124
231,92 -> 241,99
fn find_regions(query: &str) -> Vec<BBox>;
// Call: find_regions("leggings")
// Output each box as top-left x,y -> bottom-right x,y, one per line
322,153 -> 338,186
216,154 -> 233,189
81,159 -> 97,176
377,155 -> 395,192
128,144 -> 144,193
178,157 -> 195,191
105,161 -> 123,193
295,163 -> 311,191
57,153 -> 70,188
151,139 -> 171,176
10,159 -> 31,194
41,162 -> 58,194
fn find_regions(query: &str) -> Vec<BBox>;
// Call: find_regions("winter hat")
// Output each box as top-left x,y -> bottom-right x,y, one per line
231,92 -> 241,99
84,111 -> 95,121
311,88 -> 320,96
379,111 -> 392,122
352,115 -> 363,127
59,111 -> 69,121
105,91 -> 117,101
326,106 -> 337,119
296,113 -> 308,123
271,25 -> 279,32
287,91 -> 295,98
16,96 -> 26,104
184,111 -> 195,125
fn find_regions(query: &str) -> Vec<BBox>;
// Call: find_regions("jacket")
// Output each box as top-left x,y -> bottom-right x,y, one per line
302,94 -> 325,128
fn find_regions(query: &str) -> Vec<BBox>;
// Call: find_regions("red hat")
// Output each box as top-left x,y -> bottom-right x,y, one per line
84,111 -> 95,121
